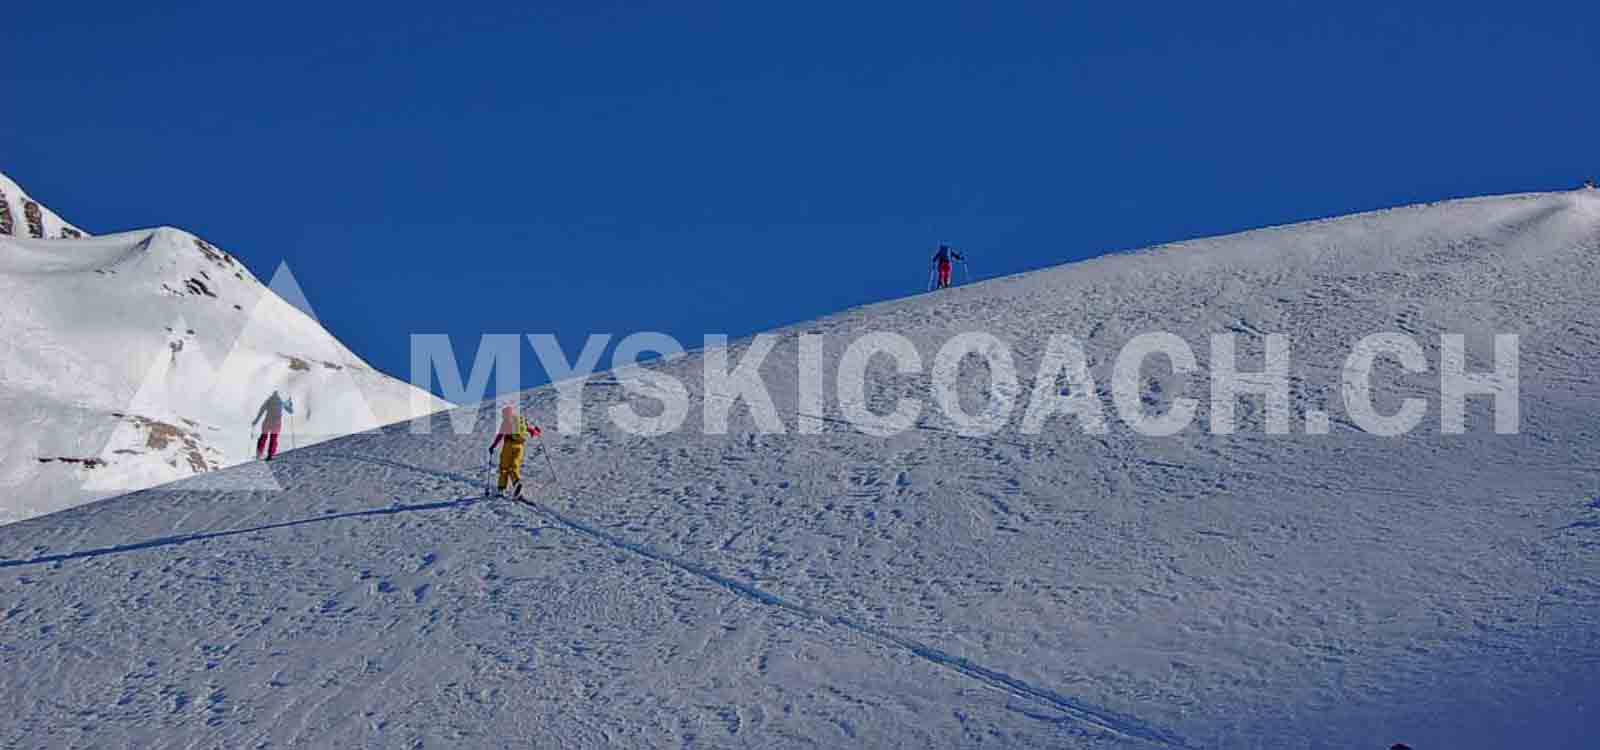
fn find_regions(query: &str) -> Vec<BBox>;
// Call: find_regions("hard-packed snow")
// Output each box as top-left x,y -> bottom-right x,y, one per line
1,189 -> 1597,748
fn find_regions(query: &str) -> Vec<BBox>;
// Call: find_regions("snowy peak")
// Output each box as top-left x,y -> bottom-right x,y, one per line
0,171 -> 88,239
0,171 -> 451,523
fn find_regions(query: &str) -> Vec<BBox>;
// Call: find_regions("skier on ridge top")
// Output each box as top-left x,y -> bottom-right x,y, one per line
931,243 -> 964,290
252,390 -> 294,461
489,405 -> 541,499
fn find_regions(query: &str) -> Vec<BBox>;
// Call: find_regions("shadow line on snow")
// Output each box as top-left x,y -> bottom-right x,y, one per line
327,452 -> 1192,749
0,498 -> 475,570
700,391 -> 1042,450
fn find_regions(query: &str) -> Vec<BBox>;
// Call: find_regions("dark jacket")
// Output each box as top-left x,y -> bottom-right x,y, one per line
253,393 -> 295,432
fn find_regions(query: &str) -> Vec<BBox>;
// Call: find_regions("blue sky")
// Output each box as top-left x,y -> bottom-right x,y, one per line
5,1 -> 1595,397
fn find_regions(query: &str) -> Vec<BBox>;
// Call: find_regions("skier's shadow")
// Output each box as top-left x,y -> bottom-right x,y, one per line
0,496 -> 476,570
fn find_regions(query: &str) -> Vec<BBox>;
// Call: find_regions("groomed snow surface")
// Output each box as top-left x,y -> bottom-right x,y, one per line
3,189 -> 1599,748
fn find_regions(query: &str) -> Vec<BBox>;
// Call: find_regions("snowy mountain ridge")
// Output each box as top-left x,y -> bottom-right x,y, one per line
0,171 -> 452,523
2,186 -> 1598,748
0,172 -> 87,240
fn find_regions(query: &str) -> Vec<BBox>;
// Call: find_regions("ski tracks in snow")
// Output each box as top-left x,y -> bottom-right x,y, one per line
331,453 -> 1191,748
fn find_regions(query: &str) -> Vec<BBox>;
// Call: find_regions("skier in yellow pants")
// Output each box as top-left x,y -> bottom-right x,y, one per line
488,405 -> 541,498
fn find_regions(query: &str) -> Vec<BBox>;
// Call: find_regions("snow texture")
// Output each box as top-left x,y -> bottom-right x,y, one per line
2,189 -> 1598,748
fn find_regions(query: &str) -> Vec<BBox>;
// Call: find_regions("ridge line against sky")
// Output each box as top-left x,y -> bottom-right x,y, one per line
5,1 -> 1595,397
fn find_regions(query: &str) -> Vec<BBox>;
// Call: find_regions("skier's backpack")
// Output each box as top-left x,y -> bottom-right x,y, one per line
504,415 -> 543,444
505,415 -> 528,443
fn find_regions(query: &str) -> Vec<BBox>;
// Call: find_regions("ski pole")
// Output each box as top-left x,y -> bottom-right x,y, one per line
535,429 -> 564,497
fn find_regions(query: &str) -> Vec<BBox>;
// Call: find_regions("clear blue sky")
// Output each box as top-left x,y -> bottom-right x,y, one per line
5,1 -> 1595,397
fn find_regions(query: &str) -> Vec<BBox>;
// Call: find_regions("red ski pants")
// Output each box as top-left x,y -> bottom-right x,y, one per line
257,431 -> 280,459
937,260 -> 952,288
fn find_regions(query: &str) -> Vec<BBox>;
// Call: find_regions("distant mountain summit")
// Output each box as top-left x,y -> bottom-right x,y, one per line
0,172 -> 89,239
0,171 -> 452,523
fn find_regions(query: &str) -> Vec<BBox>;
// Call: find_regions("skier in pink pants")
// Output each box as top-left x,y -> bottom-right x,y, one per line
931,244 -> 963,290
252,391 -> 295,460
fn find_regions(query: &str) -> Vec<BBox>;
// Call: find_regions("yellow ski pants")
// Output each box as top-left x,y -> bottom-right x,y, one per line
498,440 -> 525,490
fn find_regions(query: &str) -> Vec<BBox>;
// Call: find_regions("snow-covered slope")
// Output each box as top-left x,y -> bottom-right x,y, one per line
2,189 -> 1598,748
0,172 -> 452,523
